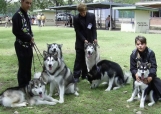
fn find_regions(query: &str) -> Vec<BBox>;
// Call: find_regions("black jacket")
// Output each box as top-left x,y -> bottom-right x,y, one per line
73,12 -> 97,50
12,7 -> 33,42
130,47 -> 157,80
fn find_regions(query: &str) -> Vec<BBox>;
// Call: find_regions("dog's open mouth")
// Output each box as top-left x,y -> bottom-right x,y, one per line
48,65 -> 52,70
141,73 -> 144,80
87,52 -> 92,58
39,92 -> 42,98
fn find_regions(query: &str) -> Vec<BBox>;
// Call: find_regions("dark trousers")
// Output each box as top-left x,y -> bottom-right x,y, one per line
73,49 -> 87,79
14,41 -> 33,87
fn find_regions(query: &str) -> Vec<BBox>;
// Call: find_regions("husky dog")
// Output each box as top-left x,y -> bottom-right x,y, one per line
127,61 -> 158,108
84,42 -> 100,72
87,60 -> 131,91
0,78 -> 58,107
47,43 -> 64,61
43,51 -> 79,103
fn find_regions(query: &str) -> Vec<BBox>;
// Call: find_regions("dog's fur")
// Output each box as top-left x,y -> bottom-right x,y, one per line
0,78 -> 58,107
47,43 -> 64,61
42,51 -> 79,103
87,60 -> 131,91
127,61 -> 157,108
84,42 -> 100,72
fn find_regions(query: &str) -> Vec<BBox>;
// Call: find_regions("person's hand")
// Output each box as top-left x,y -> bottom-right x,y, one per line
31,37 -> 35,46
84,40 -> 88,43
143,77 -> 152,84
135,73 -> 140,82
93,39 -> 97,44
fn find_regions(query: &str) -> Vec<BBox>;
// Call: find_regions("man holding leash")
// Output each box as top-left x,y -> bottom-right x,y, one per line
73,3 -> 97,82
12,0 -> 34,87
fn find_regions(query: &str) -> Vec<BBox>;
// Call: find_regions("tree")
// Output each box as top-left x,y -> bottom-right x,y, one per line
0,0 -> 14,14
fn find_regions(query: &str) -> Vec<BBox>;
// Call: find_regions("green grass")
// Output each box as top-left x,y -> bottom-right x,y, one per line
0,26 -> 161,114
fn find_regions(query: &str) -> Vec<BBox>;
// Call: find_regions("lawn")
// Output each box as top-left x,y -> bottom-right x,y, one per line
0,26 -> 161,114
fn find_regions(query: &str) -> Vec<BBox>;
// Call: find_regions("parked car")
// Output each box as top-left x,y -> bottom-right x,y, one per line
55,13 -> 69,21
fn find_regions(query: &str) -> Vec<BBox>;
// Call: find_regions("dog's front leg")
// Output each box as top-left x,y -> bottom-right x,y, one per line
49,81 -> 55,97
140,90 -> 146,108
127,87 -> 138,102
58,85 -> 65,103
44,95 -> 59,103
105,77 -> 114,91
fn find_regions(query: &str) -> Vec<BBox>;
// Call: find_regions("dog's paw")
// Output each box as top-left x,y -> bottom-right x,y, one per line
48,93 -> 52,97
113,87 -> 120,90
139,104 -> 144,108
148,102 -> 155,106
127,98 -> 133,102
51,98 -> 59,102
49,102 -> 57,105
74,91 -> 79,96
105,89 -> 111,91
58,100 -> 64,104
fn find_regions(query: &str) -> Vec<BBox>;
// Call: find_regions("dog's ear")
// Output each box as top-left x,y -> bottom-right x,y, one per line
43,50 -> 48,58
59,44 -> 63,48
39,72 -> 47,85
84,42 -> 88,49
146,62 -> 151,69
137,61 -> 141,68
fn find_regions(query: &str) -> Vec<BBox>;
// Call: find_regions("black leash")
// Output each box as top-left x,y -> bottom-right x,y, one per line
32,42 -> 43,72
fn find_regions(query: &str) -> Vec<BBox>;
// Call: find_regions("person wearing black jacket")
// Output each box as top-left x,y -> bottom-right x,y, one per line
73,3 -> 97,82
130,35 -> 161,98
12,0 -> 34,87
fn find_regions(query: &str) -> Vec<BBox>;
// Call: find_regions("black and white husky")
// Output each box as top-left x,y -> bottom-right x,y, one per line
47,43 -> 64,61
127,61 -> 158,108
0,78 -> 58,107
87,60 -> 131,91
84,42 -> 100,72
42,51 -> 79,103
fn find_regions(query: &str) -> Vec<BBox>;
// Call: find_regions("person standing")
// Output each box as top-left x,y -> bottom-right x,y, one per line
130,35 -> 161,98
12,0 -> 34,87
73,3 -> 97,82
5,16 -> 9,28
37,13 -> 41,27
41,14 -> 46,26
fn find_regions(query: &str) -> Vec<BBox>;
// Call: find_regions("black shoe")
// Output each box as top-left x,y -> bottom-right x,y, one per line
74,78 -> 79,83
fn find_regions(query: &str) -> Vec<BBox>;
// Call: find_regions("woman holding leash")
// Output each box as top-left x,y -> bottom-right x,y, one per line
130,35 -> 161,98
73,3 -> 97,82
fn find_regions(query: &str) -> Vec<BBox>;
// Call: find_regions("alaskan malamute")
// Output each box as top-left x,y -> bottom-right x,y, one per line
84,42 -> 100,72
87,60 -> 131,91
0,78 -> 58,107
47,43 -> 64,61
42,51 -> 79,103
127,61 -> 158,108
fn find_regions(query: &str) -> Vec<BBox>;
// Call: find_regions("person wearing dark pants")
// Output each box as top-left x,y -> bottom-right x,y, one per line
12,0 -> 34,87
73,3 -> 97,82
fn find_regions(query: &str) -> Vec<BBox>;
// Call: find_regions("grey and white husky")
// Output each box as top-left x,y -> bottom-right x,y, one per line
47,43 -> 64,61
87,60 -> 132,91
127,61 -> 158,108
42,51 -> 79,103
0,78 -> 58,107
84,42 -> 100,72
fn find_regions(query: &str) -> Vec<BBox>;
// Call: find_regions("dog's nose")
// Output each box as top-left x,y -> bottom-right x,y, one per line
49,64 -> 52,67
141,73 -> 144,76
53,48 -> 56,52
88,51 -> 90,54
39,92 -> 42,95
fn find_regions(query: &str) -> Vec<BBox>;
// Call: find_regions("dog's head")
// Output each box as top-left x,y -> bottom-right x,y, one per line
43,51 -> 59,72
84,42 -> 98,58
137,61 -> 151,80
87,65 -> 102,88
28,79 -> 45,98
47,43 -> 63,54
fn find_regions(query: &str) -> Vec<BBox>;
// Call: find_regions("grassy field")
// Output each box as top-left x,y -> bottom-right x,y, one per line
0,26 -> 161,114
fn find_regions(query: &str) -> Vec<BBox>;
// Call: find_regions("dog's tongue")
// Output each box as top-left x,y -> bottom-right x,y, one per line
87,54 -> 91,58
49,66 -> 52,70
141,75 -> 144,80
39,94 -> 42,98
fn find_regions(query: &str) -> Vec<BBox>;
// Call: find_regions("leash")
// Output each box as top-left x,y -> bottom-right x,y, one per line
32,42 -> 44,72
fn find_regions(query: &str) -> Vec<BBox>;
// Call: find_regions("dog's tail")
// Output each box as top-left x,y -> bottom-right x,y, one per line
124,71 -> 132,84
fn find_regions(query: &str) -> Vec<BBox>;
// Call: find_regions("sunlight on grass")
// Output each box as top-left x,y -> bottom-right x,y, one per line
0,26 -> 161,114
